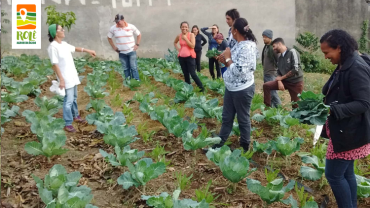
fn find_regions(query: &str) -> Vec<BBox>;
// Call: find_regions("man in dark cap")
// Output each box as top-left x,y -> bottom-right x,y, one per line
107,14 -> 142,81
262,29 -> 281,107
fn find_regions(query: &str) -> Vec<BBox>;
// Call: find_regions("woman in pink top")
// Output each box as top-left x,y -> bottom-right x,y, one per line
173,21 -> 204,92
320,29 -> 370,208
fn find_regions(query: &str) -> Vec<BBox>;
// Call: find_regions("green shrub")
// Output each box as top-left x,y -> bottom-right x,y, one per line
358,20 -> 370,54
294,32 -> 336,74
45,5 -> 76,31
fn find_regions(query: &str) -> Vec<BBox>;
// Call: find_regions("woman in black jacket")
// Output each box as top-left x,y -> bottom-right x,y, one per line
192,25 -> 207,72
320,29 -> 370,208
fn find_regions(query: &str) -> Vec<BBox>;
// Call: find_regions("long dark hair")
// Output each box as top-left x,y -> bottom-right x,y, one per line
192,25 -> 199,35
320,29 -> 358,65
233,18 -> 257,43
225,9 -> 240,21
48,24 -> 59,42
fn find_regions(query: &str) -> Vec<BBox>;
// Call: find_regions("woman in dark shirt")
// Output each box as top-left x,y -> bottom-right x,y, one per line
320,29 -> 370,208
192,25 -> 207,72
201,24 -> 221,79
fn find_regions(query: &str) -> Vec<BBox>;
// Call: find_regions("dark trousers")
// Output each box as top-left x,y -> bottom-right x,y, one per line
178,56 -> 204,91
213,84 -> 255,151
325,159 -> 358,208
263,80 -> 303,108
263,75 -> 282,108
209,57 -> 220,79
195,50 -> 202,72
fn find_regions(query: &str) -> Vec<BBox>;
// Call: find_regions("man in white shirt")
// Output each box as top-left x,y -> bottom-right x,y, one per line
107,14 -> 142,81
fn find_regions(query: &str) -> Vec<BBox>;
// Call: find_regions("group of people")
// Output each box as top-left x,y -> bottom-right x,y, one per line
46,7 -> 370,208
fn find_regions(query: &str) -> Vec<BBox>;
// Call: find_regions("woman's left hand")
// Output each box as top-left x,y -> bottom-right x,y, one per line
89,50 -> 96,57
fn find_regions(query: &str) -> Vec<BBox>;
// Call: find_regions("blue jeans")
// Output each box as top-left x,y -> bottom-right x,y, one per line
325,159 -> 357,208
221,67 -> 227,78
63,85 -> 79,126
119,51 -> 140,80
263,74 -> 281,107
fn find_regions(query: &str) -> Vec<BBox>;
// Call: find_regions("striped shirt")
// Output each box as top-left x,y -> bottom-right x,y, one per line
107,23 -> 140,54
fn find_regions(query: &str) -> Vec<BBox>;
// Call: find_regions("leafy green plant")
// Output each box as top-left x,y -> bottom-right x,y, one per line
294,182 -> 316,208
1,92 -> 29,103
1,103 -> 20,125
299,155 -> 325,181
290,91 -> 329,125
206,145 -> 232,166
124,78 -> 141,91
253,141 -> 274,155
206,48 -> 222,58
87,70 -> 109,85
117,158 -> 166,192
280,116 -> 300,129
174,171 -> 193,191
84,84 -> 109,99
174,83 -> 195,103
252,107 -> 289,126
152,108 -> 198,138
34,96 -> 63,117
220,149 -> 256,191
205,79 -> 225,95
110,94 -> 123,109
265,168 -> 280,183
137,92 -> 159,113
45,5 -> 76,31
107,71 -> 121,93
184,96 -> 222,120
182,127 -> 221,151
86,99 -> 108,112
282,194 -> 318,208
22,111 -> 68,161
23,71 -> 48,87
149,142 -> 169,162
142,130 -> 156,143
99,145 -> 144,167
122,103 -> 133,115
310,141 -> 327,160
241,149 -> 254,160
32,164 -> 98,208
355,174 -> 370,198
272,136 -> 304,157
246,176 -> 295,206
251,93 -> 265,113
74,57 -> 87,73
165,48 -> 179,63
126,111 -> 135,124
97,123 -> 139,148
172,104 -> 186,118
86,106 -> 124,125
354,160 -> 370,176
142,189 -> 210,208
193,180 -> 219,205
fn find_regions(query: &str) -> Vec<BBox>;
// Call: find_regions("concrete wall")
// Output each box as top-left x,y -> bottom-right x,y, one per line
296,0 -> 370,41
1,0 -> 296,60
